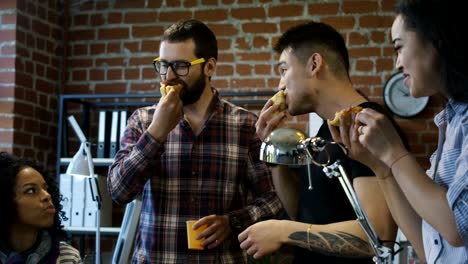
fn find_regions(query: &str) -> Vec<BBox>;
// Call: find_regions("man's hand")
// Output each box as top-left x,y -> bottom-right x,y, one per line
255,99 -> 287,141
194,214 -> 231,249
147,87 -> 183,142
238,220 -> 285,259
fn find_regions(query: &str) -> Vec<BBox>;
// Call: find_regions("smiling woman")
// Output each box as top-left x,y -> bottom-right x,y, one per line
0,152 -> 81,263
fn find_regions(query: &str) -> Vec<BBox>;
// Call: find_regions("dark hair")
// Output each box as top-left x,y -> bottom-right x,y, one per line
274,21 -> 350,80
162,19 -> 218,61
0,152 -> 67,242
396,0 -> 468,102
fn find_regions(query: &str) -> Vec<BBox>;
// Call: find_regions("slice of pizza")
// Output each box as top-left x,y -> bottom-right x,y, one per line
329,106 -> 363,126
271,90 -> 286,111
160,82 -> 183,97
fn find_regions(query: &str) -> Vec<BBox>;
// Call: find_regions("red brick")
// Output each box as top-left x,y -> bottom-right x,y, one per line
184,0 -> 198,7
73,44 -> 88,56
167,0 -> 182,6
107,13 -> 122,24
147,0 -> 163,8
376,58 -> 394,71
253,36 -> 268,48
201,0 -> 217,5
107,69 -> 122,80
0,116 -> 13,129
90,14 -> 105,26
360,15 -> 394,28
216,65 -> 234,76
72,69 -> 87,81
0,0 -> 16,9
308,3 -> 339,15
236,64 -> 252,76
371,31 -> 386,44
343,1 -> 378,13
350,75 -> 381,86
1,44 -> 15,55
236,38 -> 249,50
279,20 -> 308,33
218,53 -> 234,62
0,58 -> 15,69
125,69 -> 140,79
355,60 -> 373,71
195,9 -> 228,21
129,57 -> 153,66
320,16 -> 355,30
133,25 -> 164,38
107,43 -> 121,53
242,22 -> 277,33
217,38 -> 231,50
130,83 -> 155,92
238,52 -> 271,61
231,8 -> 265,20
91,44 -> 105,55
143,68 -> 156,79
0,131 -> 14,144
382,0 -> 397,11
211,79 -> 228,88
254,65 -> 271,75
90,69 -> 105,80
207,24 -> 238,36
230,78 -> 265,88
73,14 -> 88,26
68,29 -> 95,41
95,83 -> 126,94
115,0 -> 145,8
0,30 -> 15,41
98,28 -> 129,40
268,5 -> 303,17
159,11 -> 192,22
125,42 -> 141,52
0,72 -> 15,83
125,12 -> 157,23
348,32 -> 368,45
2,13 -> 16,24
349,47 -> 381,58
96,58 -> 125,67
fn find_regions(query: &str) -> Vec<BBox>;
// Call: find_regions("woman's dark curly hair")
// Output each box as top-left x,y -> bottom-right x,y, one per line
0,152 -> 68,242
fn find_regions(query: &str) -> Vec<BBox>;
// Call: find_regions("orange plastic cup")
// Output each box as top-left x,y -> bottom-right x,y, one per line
186,220 -> 207,250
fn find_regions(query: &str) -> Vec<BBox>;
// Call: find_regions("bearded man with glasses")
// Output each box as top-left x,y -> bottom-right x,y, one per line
108,19 -> 283,264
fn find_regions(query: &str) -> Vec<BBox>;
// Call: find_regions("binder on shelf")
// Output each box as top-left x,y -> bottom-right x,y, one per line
97,111 -> 107,158
59,173 -> 73,227
70,175 -> 86,227
83,177 -> 98,227
109,111 -> 119,158
119,110 -> 127,147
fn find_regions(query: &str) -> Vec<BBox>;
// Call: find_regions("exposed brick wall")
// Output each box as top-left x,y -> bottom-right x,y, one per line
0,0 -> 63,168
63,0 -> 440,169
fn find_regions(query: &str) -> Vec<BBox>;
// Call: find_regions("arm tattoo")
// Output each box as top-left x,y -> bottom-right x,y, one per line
288,230 -> 373,258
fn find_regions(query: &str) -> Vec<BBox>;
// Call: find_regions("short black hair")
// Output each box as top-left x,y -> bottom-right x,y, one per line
0,152 -> 68,242
396,0 -> 468,102
274,21 -> 350,80
162,19 -> 218,61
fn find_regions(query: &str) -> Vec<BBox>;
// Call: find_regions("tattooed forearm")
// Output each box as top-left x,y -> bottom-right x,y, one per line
288,230 -> 373,257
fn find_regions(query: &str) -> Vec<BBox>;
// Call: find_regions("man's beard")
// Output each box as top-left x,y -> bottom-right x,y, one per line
180,72 -> 206,106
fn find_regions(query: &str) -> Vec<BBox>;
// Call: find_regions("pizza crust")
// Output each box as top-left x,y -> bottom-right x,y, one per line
329,106 -> 363,126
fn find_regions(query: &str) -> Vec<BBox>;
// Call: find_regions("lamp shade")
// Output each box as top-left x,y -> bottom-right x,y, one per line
260,128 -> 310,165
66,143 -> 91,176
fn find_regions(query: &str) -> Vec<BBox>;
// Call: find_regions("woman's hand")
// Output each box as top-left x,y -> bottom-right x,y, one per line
328,111 -> 388,175
354,108 -> 407,167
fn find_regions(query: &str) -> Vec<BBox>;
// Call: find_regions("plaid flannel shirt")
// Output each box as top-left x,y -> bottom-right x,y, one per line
108,89 -> 283,263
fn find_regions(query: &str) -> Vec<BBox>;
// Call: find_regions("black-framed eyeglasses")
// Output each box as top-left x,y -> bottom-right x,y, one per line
152,57 -> 205,76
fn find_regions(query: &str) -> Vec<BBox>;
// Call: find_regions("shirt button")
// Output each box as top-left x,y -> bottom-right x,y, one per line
434,239 -> 438,245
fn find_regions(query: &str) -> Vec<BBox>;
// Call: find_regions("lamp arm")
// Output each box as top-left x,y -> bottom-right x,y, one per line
323,160 -> 393,264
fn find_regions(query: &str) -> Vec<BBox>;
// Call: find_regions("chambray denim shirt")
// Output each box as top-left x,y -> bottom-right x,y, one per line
423,99 -> 468,263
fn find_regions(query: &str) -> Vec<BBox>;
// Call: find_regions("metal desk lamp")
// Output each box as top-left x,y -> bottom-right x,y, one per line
66,116 -> 102,264
260,128 -> 394,264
